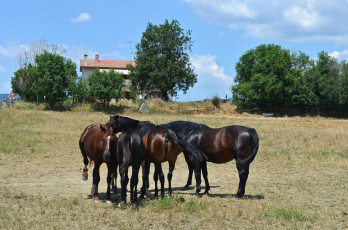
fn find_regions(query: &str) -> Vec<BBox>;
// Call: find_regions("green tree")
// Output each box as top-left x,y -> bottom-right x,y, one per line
87,69 -> 124,106
11,64 -> 40,102
128,19 -> 197,101
304,51 -> 341,112
232,44 -> 311,111
35,51 -> 77,106
11,50 -> 77,106
340,61 -> 348,110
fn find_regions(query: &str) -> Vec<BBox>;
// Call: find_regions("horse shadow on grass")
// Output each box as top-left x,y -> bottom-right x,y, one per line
143,185 -> 264,200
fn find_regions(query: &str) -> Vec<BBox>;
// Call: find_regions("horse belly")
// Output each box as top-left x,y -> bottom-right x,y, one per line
207,150 -> 235,164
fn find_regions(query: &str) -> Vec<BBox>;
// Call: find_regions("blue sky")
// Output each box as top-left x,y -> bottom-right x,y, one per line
1,0 -> 348,101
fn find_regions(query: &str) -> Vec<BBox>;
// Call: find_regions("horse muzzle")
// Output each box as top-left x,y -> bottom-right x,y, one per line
103,152 -> 111,161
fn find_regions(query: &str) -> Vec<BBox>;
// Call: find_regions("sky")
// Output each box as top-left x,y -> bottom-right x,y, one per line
1,0 -> 348,101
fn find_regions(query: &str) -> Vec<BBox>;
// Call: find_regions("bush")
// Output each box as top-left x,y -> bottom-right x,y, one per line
211,95 -> 221,108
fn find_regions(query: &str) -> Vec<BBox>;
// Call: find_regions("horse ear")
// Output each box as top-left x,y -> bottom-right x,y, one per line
116,115 -> 119,120
100,124 -> 106,132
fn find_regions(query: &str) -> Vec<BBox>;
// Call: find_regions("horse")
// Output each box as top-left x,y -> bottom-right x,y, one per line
79,122 -> 118,202
160,121 -> 259,197
142,126 -> 190,198
109,115 -> 206,203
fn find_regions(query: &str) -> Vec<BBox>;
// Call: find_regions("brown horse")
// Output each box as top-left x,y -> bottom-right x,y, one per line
79,122 -> 118,202
160,121 -> 259,197
142,127 -> 185,198
111,116 -> 206,203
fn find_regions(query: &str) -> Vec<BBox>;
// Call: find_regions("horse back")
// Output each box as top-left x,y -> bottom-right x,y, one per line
191,125 -> 251,163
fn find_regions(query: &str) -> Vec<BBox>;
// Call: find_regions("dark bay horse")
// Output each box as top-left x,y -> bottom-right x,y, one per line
160,121 -> 259,197
79,122 -> 118,202
110,115 -> 206,203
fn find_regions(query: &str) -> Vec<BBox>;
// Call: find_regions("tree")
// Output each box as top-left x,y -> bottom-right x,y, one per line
303,51 -> 341,112
87,69 -> 124,106
11,49 -> 77,106
232,44 -> 311,111
128,19 -> 197,101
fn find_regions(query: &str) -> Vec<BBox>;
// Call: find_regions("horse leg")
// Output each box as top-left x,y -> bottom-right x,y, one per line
91,163 -> 101,202
168,162 -> 175,195
140,161 -> 150,199
236,162 -> 250,198
106,163 -> 113,201
155,163 -> 165,198
80,144 -> 89,181
153,166 -> 159,197
130,163 -> 141,203
192,161 -> 202,196
202,160 -> 210,195
111,164 -> 118,193
120,170 -> 129,203
183,152 -> 193,188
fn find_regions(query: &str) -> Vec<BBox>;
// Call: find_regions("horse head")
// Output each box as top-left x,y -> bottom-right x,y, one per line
100,123 -> 117,162
109,115 -> 140,133
109,115 -> 120,134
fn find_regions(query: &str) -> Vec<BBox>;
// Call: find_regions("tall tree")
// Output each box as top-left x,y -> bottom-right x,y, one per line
128,19 -> 197,101
11,49 -> 77,106
87,69 -> 124,106
232,44 -> 311,110
303,51 -> 341,112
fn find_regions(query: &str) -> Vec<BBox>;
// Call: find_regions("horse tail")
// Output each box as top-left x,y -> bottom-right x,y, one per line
119,136 -> 132,174
164,135 -> 169,159
240,128 -> 259,166
166,134 -> 208,162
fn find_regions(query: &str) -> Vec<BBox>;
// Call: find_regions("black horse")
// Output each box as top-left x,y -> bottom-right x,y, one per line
160,120 -> 259,197
110,116 -> 206,203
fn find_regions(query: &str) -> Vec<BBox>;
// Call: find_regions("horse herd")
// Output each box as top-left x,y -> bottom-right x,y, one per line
79,115 -> 259,204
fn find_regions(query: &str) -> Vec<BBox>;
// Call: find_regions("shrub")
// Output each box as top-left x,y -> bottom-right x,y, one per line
211,95 -> 221,108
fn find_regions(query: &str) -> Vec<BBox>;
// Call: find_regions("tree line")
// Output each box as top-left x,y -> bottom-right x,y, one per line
10,22 -> 348,115
232,44 -> 348,115
11,20 -> 195,107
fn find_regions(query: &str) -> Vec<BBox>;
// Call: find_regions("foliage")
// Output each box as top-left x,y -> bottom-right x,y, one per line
35,51 -> 77,106
303,51 -> 343,112
232,44 -> 348,114
211,95 -> 221,108
87,69 -> 124,106
128,19 -> 197,101
11,49 -> 77,106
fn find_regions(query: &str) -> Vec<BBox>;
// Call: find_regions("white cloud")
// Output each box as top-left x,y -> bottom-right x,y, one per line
0,43 -> 27,59
182,0 -> 348,44
0,65 -> 5,72
329,50 -> 348,60
178,54 -> 233,100
191,54 -> 233,83
71,13 -> 92,23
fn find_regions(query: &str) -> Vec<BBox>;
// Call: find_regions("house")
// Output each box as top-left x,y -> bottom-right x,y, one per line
80,53 -> 135,99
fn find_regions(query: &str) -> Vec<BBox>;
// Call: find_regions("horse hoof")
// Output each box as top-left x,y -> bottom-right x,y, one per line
105,200 -> 112,204
82,176 -> 88,181
93,199 -> 100,204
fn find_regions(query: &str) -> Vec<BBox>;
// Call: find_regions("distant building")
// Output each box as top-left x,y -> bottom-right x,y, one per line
80,53 -> 135,99
80,53 -> 173,101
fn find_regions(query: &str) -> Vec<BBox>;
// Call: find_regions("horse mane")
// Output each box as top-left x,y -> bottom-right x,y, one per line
161,120 -> 209,133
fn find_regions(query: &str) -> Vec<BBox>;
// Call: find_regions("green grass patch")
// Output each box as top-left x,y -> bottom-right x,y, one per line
271,207 -> 308,221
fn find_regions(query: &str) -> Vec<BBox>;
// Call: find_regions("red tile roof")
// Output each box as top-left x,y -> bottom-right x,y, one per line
80,59 -> 135,72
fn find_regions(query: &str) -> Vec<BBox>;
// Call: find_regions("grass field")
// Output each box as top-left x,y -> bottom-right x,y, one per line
0,103 -> 347,229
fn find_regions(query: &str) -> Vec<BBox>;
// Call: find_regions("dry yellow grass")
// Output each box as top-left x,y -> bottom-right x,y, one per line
0,105 -> 347,229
